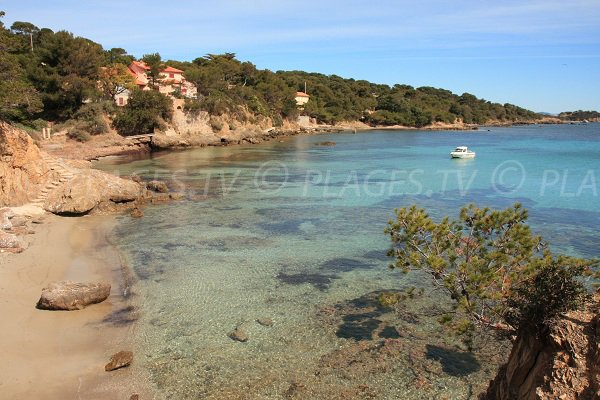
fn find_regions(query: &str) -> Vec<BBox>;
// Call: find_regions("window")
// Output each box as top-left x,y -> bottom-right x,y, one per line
118,97 -> 124,106
169,73 -> 174,78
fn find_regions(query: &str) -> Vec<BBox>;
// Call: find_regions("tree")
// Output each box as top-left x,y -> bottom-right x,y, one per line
112,89 -> 173,135
141,53 -> 162,87
386,203 -> 597,339
106,47 -> 134,65
26,30 -> 105,119
98,63 -> 136,100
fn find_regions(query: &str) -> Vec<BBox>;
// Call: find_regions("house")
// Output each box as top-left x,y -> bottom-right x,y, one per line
295,91 -> 310,107
113,61 -> 197,106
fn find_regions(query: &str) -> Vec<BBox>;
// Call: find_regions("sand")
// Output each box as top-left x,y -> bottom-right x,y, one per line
0,214 -> 149,399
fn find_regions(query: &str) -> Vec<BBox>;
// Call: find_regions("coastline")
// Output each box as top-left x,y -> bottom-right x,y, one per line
0,214 -> 149,399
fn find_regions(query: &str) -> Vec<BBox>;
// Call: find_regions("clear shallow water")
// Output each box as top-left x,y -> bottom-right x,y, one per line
97,124 -> 600,399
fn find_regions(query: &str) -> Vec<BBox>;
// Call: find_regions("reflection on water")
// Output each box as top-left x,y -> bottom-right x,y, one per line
100,125 -> 600,399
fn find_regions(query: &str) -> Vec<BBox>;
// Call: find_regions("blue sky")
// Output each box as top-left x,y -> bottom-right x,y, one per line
2,0 -> 600,113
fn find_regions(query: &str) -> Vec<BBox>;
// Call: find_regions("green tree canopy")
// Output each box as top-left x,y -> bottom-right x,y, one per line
386,203 -> 597,339
112,89 -> 173,135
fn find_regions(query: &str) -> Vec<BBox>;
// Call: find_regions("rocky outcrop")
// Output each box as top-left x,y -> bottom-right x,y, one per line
481,292 -> 600,400
0,207 -> 14,230
43,169 -> 144,215
36,281 -> 111,310
105,350 -> 133,371
0,231 -> 21,249
0,122 -> 55,206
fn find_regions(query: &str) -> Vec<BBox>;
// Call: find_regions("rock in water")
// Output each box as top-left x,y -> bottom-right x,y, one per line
105,350 -> 133,371
229,328 -> 249,342
130,208 -> 144,218
146,180 -> 169,193
36,281 -> 111,310
257,318 -> 274,327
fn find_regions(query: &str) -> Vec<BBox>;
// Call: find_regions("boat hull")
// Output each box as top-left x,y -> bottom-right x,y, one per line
450,152 -> 476,159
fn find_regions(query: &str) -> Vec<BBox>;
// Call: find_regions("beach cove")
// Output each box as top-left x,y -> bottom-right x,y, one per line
97,124 -> 598,398
1,124 -> 599,399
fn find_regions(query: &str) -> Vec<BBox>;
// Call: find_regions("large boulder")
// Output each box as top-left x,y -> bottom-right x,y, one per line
44,169 -> 143,215
36,281 -> 111,310
0,231 -> 21,248
0,122 -> 53,206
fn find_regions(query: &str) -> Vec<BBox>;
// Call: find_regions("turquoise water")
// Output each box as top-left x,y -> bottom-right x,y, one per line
97,124 -> 599,399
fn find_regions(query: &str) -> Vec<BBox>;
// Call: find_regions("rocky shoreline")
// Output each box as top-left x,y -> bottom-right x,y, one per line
34,114 -> 573,162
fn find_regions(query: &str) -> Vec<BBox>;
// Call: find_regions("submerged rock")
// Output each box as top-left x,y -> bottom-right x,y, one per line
105,350 -> 133,371
229,328 -> 249,342
257,318 -> 274,327
146,180 -> 169,193
36,281 -> 111,310
130,208 -> 144,218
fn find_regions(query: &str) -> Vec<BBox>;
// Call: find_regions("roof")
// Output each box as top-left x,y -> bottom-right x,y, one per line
131,60 -> 150,71
295,92 -> 310,98
162,66 -> 184,74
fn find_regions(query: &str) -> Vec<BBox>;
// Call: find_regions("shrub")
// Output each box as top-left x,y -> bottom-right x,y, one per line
67,128 -> 91,142
113,89 -> 173,136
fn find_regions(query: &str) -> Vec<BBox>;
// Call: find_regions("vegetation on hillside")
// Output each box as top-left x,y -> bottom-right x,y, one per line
558,110 -> 600,121
0,11 -> 543,134
386,203 -> 598,346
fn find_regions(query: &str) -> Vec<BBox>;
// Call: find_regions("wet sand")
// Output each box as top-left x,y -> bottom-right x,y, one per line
0,214 -> 149,399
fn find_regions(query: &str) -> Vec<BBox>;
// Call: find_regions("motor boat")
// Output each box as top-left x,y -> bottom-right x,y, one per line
450,146 -> 476,159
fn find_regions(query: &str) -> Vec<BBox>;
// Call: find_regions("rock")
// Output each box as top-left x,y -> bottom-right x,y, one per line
9,215 -> 28,228
229,328 -> 249,342
0,122 -> 53,206
44,169 -> 143,215
146,180 -> 169,193
130,208 -> 144,218
104,350 -> 133,371
315,141 -> 337,146
0,207 -> 14,230
257,318 -> 274,327
480,291 -> 600,400
36,281 -> 111,310
130,395 -> 140,400
0,231 -> 21,248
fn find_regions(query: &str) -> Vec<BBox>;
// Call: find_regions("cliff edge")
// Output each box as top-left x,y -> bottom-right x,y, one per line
0,122 -> 56,206
481,291 -> 599,400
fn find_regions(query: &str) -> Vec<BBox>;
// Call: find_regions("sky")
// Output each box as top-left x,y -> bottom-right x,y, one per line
2,0 -> 600,113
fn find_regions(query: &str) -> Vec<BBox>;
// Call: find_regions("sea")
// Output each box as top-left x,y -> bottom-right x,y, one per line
96,124 -> 599,399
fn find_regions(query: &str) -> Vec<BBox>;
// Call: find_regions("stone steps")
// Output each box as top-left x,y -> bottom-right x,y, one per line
31,153 -> 79,206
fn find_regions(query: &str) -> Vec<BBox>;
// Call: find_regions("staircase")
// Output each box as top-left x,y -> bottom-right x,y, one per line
31,153 -> 76,208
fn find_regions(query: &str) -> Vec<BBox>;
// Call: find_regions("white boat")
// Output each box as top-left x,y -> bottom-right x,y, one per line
450,146 -> 476,159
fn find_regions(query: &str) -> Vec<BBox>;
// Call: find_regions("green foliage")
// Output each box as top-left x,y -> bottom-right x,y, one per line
386,203 -> 597,337
141,52 -> 162,87
98,63 -> 136,100
105,47 -> 134,65
0,12 -> 541,128
72,101 -> 112,134
558,110 -> 600,121
67,128 -> 90,142
112,89 -> 173,136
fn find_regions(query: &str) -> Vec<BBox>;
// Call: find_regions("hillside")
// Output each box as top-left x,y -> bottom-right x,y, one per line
0,12 -> 542,139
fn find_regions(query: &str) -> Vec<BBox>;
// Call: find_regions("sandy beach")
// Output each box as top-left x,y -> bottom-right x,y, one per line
0,214 -> 149,399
